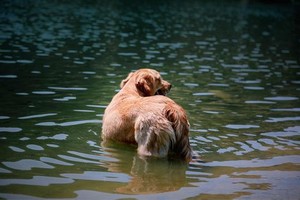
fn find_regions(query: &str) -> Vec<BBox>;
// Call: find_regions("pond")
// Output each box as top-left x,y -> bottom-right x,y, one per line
0,0 -> 299,199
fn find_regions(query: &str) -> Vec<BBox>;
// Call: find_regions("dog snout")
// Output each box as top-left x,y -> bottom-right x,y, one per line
168,83 -> 172,91
163,81 -> 172,92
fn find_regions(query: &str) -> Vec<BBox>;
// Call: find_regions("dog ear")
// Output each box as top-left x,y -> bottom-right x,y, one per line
120,72 -> 134,88
136,74 -> 154,96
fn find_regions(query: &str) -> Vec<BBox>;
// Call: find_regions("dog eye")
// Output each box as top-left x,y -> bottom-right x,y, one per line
156,77 -> 162,82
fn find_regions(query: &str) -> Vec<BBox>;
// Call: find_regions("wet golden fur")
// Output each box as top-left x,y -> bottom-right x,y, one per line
101,69 -> 192,161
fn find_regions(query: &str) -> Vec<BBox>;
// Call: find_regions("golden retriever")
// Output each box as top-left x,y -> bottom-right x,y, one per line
101,68 -> 192,161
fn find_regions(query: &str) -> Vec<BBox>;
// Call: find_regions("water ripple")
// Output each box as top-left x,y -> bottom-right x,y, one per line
32,91 -> 56,95
86,104 -> 107,108
26,144 -> 44,151
264,96 -> 299,101
73,109 -> 95,113
201,155 -> 300,168
0,60 -> 16,64
0,176 -> 73,186
40,157 -> 73,166
217,147 -> 237,154
0,167 -> 11,174
245,100 -> 276,104
18,113 -> 57,120
245,140 -> 269,151
261,126 -> 300,138
0,127 -> 22,133
67,151 -> 105,161
48,86 -> 87,91
234,142 -> 254,155
17,59 -> 34,64
35,120 -> 101,126
0,75 -> 17,78
37,133 -> 68,140
61,171 -> 131,183
8,146 -> 25,153
265,116 -> 300,123
244,86 -> 264,90
118,52 -> 138,56
57,155 -> 98,164
224,124 -> 260,129
2,159 -> 54,171
193,92 -> 215,96
271,108 -> 300,112
53,96 -> 76,101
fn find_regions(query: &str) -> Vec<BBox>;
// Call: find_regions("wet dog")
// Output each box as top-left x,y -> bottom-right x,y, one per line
102,69 -> 192,161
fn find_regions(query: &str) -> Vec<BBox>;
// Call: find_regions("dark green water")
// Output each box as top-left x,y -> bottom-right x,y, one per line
0,0 -> 300,199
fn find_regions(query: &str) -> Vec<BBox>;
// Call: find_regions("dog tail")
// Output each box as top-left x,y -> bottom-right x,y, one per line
164,104 -> 192,162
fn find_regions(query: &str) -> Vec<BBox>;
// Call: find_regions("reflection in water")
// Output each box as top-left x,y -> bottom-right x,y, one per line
101,141 -> 188,194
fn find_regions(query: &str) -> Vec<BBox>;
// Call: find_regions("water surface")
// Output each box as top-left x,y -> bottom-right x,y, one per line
0,0 -> 300,199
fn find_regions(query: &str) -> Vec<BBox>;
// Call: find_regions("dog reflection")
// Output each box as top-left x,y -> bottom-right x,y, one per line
101,141 -> 188,194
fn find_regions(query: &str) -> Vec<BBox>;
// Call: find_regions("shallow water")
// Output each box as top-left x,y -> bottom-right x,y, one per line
0,0 -> 300,199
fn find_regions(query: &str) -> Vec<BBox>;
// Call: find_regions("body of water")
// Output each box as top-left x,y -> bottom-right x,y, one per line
0,0 -> 299,199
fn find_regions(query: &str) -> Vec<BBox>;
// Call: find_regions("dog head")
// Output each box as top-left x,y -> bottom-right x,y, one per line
120,69 -> 172,96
